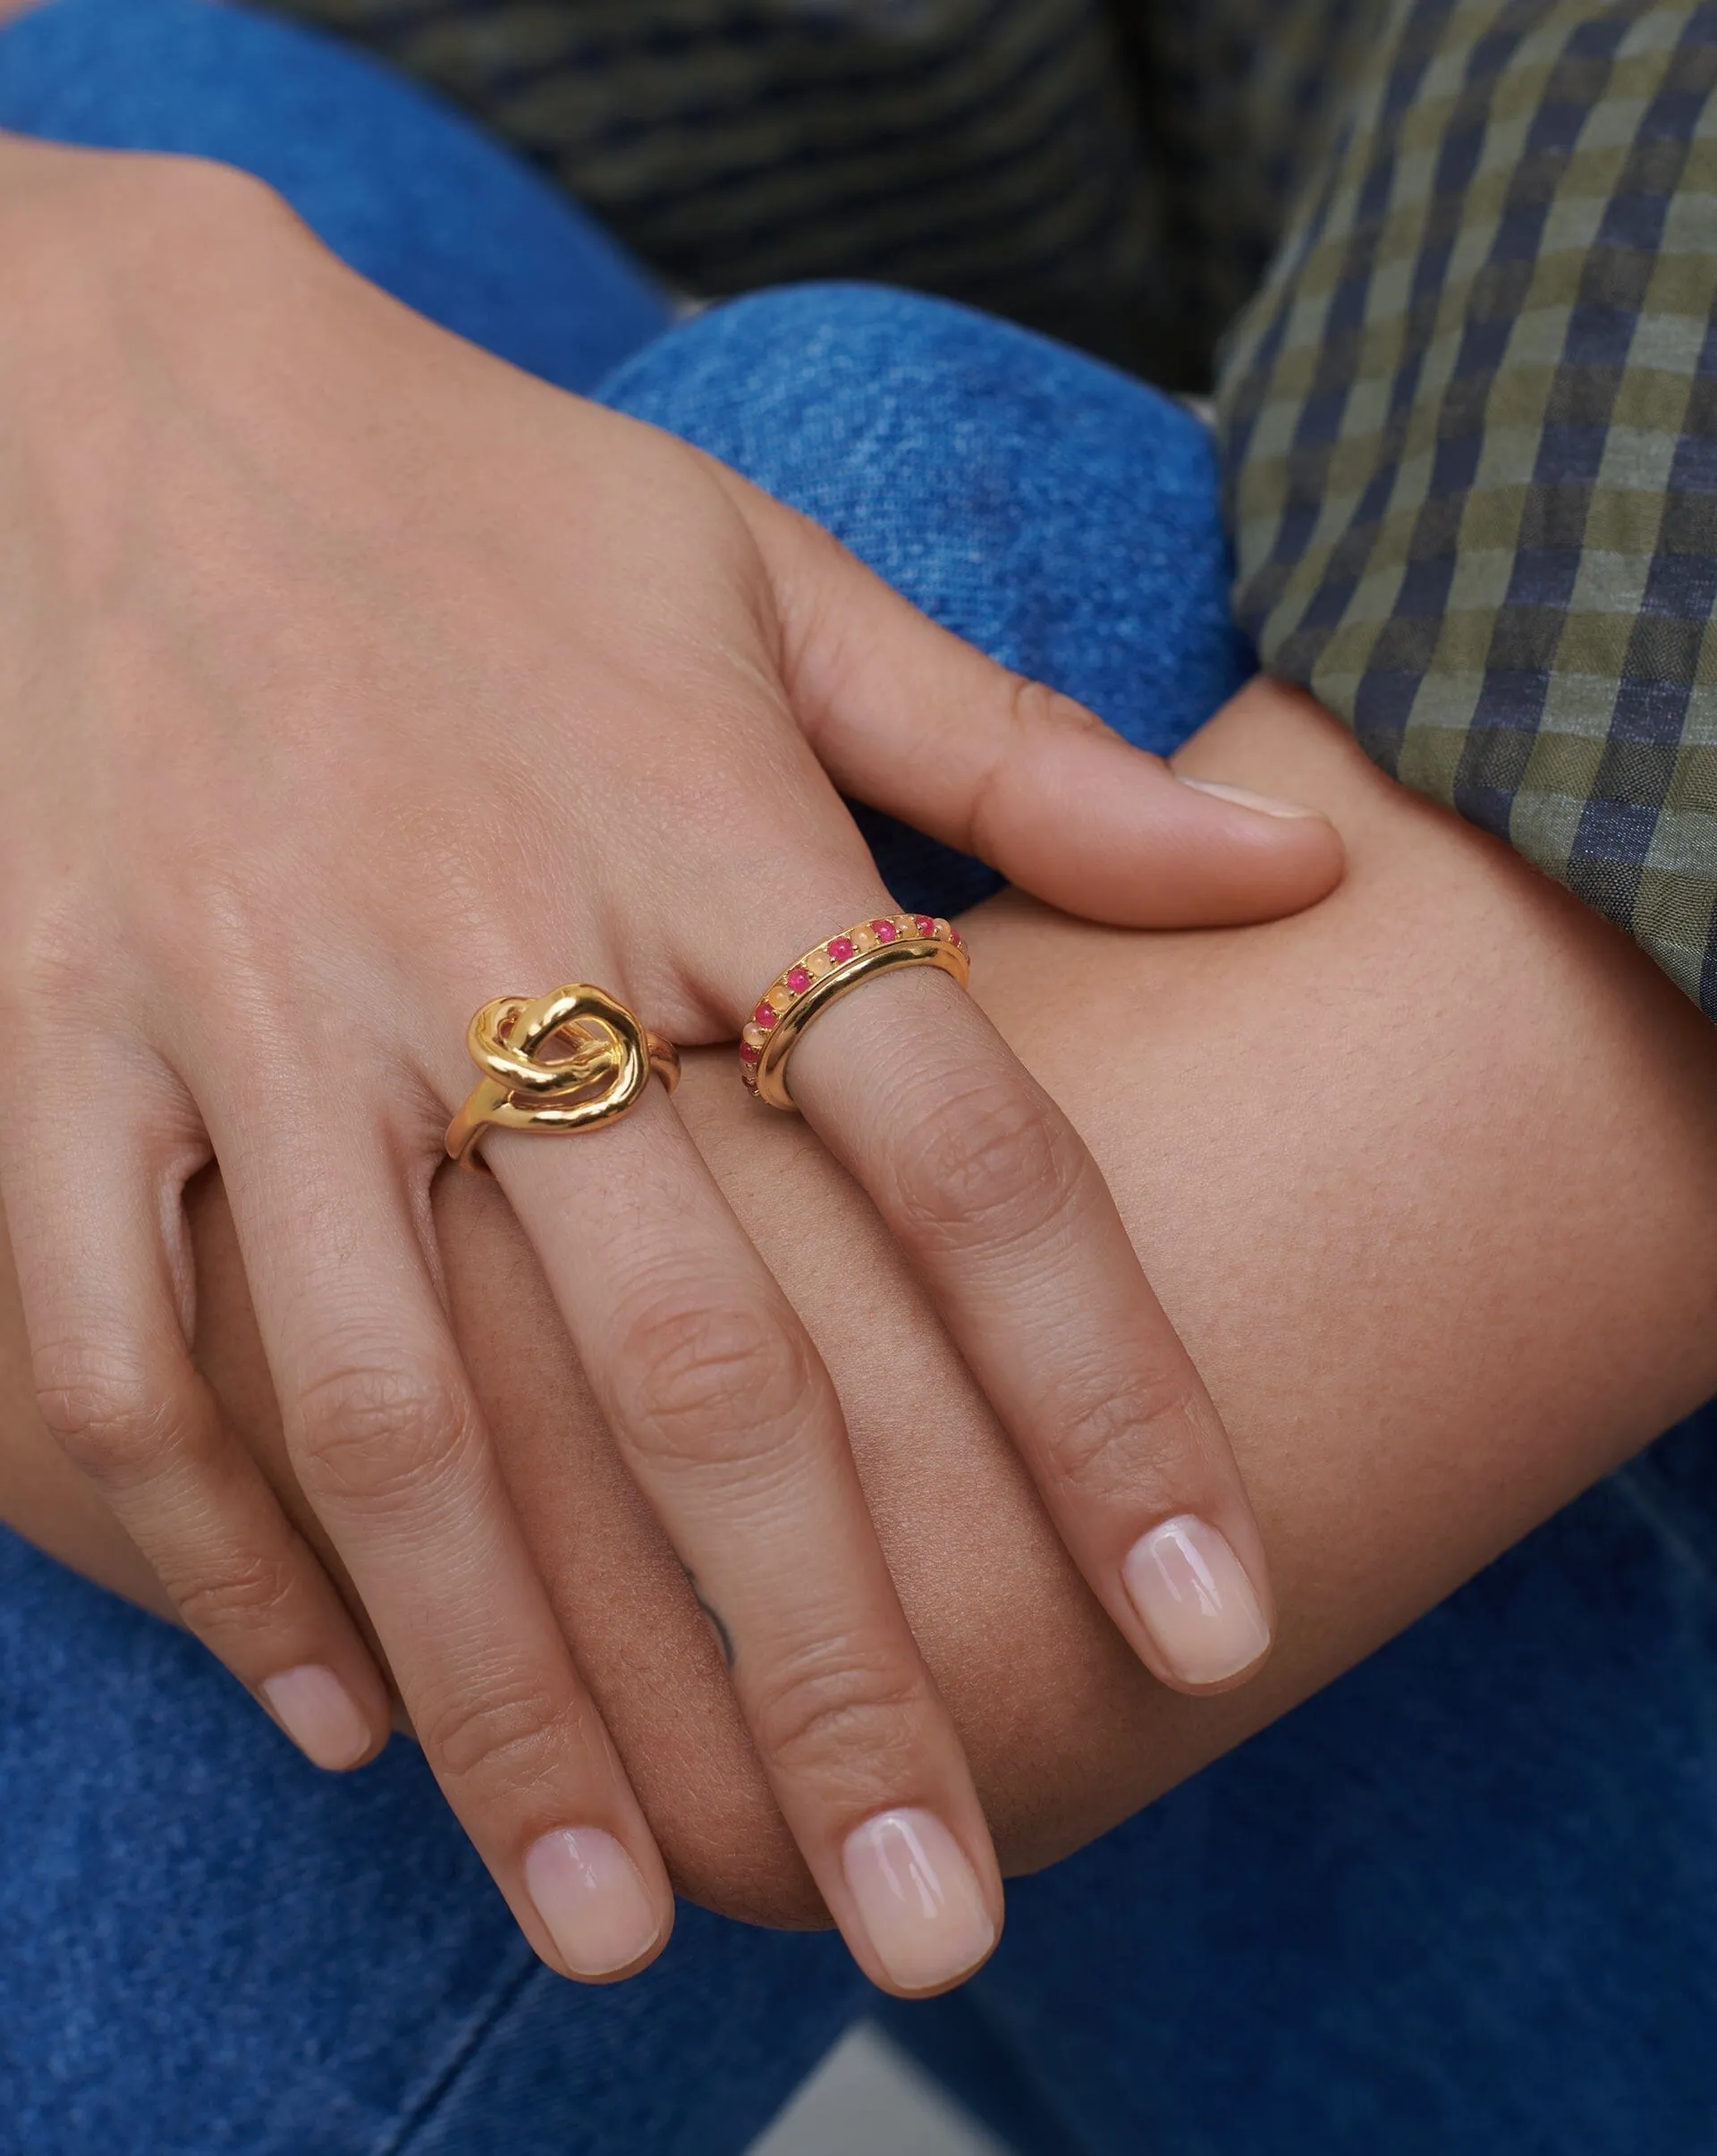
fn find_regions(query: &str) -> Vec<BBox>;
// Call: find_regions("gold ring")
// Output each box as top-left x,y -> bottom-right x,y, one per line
445,982 -> 680,1170
740,913 -> 969,1111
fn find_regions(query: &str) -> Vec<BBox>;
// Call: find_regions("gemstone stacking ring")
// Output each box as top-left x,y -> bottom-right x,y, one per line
740,914 -> 970,1112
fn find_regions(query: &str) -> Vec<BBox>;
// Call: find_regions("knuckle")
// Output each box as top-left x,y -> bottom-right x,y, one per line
611,1289 -> 819,1471
291,1357 -> 478,1506
1040,1364 -> 1203,1501
4,908 -> 98,1017
749,1642 -> 927,1790
1007,672 -> 1104,741
37,1349 -> 194,1484
966,678 -> 1103,858
418,1679 -> 582,1789
171,1548 -> 300,1639
888,1076 -> 1082,1254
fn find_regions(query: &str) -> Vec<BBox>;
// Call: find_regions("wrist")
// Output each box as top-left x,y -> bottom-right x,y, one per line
0,135 -> 331,436
0,131 -> 297,304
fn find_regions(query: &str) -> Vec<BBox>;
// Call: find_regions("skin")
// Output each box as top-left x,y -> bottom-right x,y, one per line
6,681 -> 1717,1932
0,132 -> 1343,1990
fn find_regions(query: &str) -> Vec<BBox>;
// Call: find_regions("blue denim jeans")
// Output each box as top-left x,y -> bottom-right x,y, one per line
4,5 -> 1716,2152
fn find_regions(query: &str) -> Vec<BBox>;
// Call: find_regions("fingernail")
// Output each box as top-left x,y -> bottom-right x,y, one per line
261,1664 -> 372,1771
1177,775 -> 1324,819
1122,1515 -> 1273,1687
842,1809 -> 996,1993
524,1828 -> 662,1978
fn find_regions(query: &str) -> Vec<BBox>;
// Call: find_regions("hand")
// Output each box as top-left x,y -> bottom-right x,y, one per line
0,141 -> 1340,1989
6,689 -> 1716,1930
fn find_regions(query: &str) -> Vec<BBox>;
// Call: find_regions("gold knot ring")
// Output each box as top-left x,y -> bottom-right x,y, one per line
445,983 -> 680,1171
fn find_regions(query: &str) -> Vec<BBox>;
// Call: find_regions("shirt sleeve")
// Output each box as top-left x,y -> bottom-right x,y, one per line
1215,0 -> 1717,1020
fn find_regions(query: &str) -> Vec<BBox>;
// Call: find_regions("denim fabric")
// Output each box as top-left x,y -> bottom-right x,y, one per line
2,5 -> 1715,2152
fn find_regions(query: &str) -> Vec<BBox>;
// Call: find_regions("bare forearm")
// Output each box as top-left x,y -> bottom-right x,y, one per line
4,683 -> 1715,1925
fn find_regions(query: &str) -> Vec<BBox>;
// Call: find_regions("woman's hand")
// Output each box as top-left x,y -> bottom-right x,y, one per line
6,689 -> 1716,1929
0,139 -> 1339,1988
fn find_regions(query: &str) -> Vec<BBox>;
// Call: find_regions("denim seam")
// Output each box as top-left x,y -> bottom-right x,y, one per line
375,1947 -> 545,2156
1610,1458 -> 1717,1599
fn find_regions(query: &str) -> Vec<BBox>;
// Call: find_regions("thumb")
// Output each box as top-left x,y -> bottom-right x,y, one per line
741,485 -> 1344,929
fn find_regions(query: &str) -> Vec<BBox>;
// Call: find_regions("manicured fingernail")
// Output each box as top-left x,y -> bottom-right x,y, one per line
1177,775 -> 1324,819
842,1809 -> 996,1993
1122,1515 -> 1273,1687
261,1664 -> 372,1771
524,1828 -> 662,1978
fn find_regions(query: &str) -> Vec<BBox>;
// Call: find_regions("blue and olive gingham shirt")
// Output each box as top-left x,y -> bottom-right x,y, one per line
272,0 -> 1717,1020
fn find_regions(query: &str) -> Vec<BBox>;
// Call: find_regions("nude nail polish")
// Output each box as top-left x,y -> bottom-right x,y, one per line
1122,1515 -> 1273,1687
260,1664 -> 371,1771
842,1809 -> 996,1993
1177,775 -> 1324,818
525,1828 -> 662,1978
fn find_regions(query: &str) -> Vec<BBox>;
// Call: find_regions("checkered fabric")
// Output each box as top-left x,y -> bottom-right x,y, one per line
264,0 -> 1717,1019
1220,0 -> 1717,1019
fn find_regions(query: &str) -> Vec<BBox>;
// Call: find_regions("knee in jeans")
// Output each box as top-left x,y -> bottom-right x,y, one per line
596,280 -> 1248,751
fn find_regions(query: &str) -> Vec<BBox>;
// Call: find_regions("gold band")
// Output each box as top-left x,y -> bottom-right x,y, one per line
446,982 -> 679,1170
741,914 -> 969,1112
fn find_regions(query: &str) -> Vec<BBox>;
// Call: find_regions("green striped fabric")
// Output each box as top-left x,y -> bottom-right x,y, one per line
266,0 -> 1173,370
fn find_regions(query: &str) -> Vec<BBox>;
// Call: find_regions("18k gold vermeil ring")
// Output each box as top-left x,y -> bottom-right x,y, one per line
740,914 -> 970,1112
445,983 -> 680,1170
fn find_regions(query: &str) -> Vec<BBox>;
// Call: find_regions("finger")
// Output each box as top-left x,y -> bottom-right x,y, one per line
0,1081 -> 391,1770
789,965 -> 1276,1696
206,1095 -> 673,1984
488,1091 -> 1003,1998
729,477 -> 1343,926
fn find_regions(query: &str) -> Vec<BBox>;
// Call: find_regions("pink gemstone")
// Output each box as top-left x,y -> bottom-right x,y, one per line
785,965 -> 812,993
827,935 -> 855,963
914,914 -> 937,938
949,928 -> 963,949
870,918 -> 898,943
738,1042 -> 761,1066
753,1002 -> 777,1029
